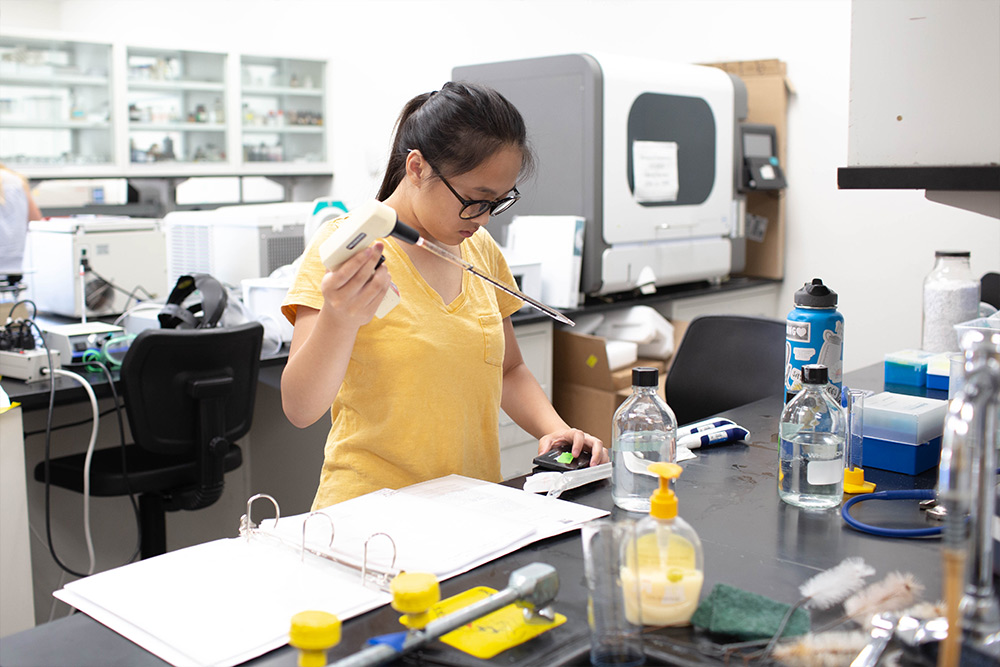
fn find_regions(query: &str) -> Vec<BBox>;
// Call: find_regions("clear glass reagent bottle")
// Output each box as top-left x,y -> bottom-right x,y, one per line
612,367 -> 677,512
778,364 -> 847,509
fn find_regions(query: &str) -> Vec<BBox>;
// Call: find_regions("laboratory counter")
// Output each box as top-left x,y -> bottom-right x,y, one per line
0,363 -> 963,667
2,275 -> 778,410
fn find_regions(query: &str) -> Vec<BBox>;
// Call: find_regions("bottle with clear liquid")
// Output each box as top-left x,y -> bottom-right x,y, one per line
778,364 -> 846,509
612,367 -> 677,512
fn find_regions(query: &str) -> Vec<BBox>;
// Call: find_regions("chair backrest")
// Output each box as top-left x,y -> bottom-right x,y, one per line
121,321 -> 263,456
664,314 -> 785,426
982,272 -> 1000,310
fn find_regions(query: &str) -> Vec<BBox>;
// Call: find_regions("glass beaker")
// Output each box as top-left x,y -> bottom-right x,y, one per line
581,519 -> 645,667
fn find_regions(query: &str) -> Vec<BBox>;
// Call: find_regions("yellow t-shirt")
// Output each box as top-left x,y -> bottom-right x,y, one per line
282,214 -> 523,509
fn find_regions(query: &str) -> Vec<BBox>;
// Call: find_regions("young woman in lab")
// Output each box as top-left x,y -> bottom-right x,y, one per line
281,82 -> 606,509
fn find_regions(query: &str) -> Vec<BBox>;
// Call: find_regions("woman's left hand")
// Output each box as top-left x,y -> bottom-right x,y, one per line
538,429 -> 608,466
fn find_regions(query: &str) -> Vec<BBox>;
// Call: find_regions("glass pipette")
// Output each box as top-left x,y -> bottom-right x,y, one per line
388,219 -> 575,327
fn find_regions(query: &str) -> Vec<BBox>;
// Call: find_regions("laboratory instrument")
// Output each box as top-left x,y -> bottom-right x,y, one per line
785,278 -> 844,403
454,53 -> 745,299
40,322 -> 123,364
0,347 -> 61,383
778,364 -> 847,509
328,563 -> 559,667
162,202 -> 309,288
937,329 -> 1000,658
612,366 -> 677,512
624,461 -> 704,626
921,250 -> 979,353
842,388 -> 875,494
26,217 -> 168,317
581,519 -> 645,667
319,200 -> 575,325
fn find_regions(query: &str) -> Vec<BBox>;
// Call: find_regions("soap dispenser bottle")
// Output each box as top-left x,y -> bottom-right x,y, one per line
623,462 -> 704,626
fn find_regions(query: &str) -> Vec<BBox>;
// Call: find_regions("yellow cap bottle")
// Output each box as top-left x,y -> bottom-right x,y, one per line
623,462 -> 704,626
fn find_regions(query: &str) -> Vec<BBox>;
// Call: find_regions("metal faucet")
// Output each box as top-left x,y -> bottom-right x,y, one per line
937,329 -> 1000,658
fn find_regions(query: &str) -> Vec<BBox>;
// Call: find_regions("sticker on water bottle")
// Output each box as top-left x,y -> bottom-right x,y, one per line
807,459 -> 843,485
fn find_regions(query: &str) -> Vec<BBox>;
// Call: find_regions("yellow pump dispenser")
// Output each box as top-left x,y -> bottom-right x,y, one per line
623,462 -> 704,626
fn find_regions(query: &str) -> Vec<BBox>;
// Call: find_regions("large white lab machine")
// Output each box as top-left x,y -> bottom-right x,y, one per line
25,217 -> 168,317
161,201 -> 311,288
453,53 -> 749,301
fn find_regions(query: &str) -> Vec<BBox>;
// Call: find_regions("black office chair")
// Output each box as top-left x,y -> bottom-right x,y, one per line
35,321 -> 263,559
982,272 -> 1000,310
665,314 -> 786,426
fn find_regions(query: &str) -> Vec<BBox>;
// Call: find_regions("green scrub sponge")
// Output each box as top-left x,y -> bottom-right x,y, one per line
691,583 -> 810,641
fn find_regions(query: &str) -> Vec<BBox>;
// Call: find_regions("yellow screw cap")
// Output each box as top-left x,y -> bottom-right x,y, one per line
289,610 -> 340,667
648,461 -> 682,520
391,572 -> 440,614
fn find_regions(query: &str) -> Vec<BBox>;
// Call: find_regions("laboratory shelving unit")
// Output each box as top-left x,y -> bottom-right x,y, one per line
126,47 -> 228,166
240,55 -> 326,166
0,30 -> 331,184
0,35 -> 115,172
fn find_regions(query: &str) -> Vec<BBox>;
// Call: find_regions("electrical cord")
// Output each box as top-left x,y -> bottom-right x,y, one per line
23,405 -> 120,437
28,319 -> 142,578
48,367 -> 99,575
85,267 -> 156,304
85,358 -> 142,566
4,298 -> 38,321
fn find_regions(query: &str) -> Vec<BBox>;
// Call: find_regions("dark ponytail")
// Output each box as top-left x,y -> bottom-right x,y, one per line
376,82 -> 534,201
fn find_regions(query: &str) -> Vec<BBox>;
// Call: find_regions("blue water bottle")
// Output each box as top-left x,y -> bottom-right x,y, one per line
784,278 -> 844,404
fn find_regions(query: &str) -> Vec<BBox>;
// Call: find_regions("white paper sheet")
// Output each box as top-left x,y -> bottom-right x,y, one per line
55,475 -> 607,667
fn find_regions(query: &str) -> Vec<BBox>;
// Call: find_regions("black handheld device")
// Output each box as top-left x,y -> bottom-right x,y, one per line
532,447 -> 592,472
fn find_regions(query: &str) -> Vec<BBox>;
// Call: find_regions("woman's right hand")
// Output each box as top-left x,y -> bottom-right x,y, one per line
319,242 -> 394,328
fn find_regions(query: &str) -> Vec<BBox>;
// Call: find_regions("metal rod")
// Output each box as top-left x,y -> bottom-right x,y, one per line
328,563 -> 558,667
415,237 -> 575,327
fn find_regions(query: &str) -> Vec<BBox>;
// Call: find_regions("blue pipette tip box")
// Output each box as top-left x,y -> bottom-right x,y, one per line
863,391 -> 947,444
883,349 -> 935,387
861,435 -> 942,476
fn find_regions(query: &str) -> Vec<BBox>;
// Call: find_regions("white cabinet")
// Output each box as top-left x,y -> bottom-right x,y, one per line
240,56 -> 325,165
499,319 -> 553,480
126,47 -> 228,164
0,35 -> 114,169
1,31 -> 330,179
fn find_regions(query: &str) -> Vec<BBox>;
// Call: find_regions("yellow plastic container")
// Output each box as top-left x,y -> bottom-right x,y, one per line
622,462 -> 704,626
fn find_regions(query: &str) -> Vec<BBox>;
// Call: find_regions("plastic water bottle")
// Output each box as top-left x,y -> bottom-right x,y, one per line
612,367 -> 677,512
778,364 -> 847,509
785,278 -> 844,404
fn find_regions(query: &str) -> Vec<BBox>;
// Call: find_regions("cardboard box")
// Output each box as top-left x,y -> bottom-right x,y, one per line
705,59 -> 794,280
553,329 -> 667,446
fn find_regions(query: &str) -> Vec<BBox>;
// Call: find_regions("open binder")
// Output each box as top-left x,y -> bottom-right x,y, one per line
54,475 -> 607,667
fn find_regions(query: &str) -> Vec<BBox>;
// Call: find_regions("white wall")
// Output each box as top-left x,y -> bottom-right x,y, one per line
5,0 -> 999,371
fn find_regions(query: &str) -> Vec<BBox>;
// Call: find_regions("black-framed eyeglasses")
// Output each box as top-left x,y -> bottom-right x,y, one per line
432,167 -> 520,220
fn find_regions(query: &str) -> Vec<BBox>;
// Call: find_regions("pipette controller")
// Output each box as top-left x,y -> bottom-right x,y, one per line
319,200 -> 574,326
